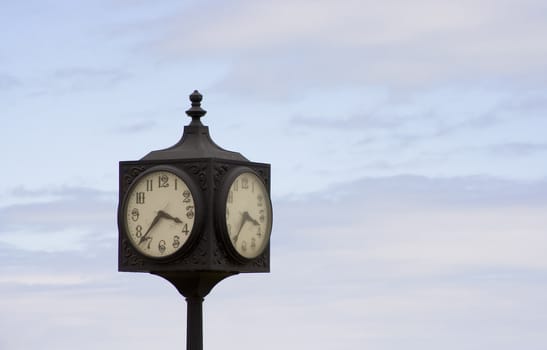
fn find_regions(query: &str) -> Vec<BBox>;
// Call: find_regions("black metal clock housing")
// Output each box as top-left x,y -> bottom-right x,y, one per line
215,166 -> 273,263
118,91 -> 271,275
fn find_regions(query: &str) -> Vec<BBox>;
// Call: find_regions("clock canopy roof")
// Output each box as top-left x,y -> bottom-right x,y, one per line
142,90 -> 248,162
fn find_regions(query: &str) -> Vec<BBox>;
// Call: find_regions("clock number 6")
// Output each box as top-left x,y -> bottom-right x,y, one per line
158,240 -> 166,254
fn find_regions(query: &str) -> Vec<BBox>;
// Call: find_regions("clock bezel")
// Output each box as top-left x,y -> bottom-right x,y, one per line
119,165 -> 204,261
215,167 -> 273,262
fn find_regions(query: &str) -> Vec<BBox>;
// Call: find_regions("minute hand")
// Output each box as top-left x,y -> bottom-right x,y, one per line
233,212 -> 250,244
138,210 -> 181,245
139,212 -> 162,245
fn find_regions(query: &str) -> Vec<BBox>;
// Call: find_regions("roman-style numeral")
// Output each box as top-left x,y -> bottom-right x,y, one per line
136,192 -> 145,204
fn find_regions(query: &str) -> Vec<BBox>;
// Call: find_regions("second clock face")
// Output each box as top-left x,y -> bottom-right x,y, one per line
124,169 -> 197,258
224,171 -> 272,259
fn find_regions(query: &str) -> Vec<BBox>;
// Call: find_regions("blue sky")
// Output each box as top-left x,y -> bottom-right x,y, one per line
1,1 -> 547,349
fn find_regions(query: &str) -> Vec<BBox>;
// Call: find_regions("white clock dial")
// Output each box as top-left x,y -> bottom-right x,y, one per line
225,171 -> 272,259
124,169 -> 197,258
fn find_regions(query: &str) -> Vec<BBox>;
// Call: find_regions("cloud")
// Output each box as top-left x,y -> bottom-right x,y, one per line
502,90 -> 547,115
227,175 -> 547,348
0,186 -> 115,252
1,176 -> 546,349
488,142 -> 547,156
274,175 -> 547,274
285,86 -> 547,175
114,120 -> 157,134
143,0 -> 547,94
0,73 -> 20,91
291,110 -> 407,132
53,67 -> 130,86
29,67 -> 132,96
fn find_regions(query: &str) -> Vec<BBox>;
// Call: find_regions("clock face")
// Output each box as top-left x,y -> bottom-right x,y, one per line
123,169 -> 198,258
224,171 -> 272,259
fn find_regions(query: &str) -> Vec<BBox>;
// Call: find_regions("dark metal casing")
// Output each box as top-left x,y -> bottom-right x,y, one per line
118,158 -> 271,274
117,91 -> 271,275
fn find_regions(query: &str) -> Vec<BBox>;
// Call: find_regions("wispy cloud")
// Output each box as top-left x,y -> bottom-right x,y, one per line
54,67 -> 130,86
142,0 -> 547,95
291,111 -> 407,132
114,120 -> 157,134
488,142 -> 547,156
0,186 -> 115,252
238,175 -> 547,348
0,73 -> 20,91
29,67 -> 132,96
289,102 -> 504,152
1,175 -> 546,349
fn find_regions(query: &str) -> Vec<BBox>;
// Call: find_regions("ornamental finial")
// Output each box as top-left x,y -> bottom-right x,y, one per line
185,90 -> 207,125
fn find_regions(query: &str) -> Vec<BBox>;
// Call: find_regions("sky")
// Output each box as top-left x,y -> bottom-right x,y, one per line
1,0 -> 546,349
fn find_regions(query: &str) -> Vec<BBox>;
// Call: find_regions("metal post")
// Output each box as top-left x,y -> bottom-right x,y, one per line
186,296 -> 204,350
153,272 -> 236,350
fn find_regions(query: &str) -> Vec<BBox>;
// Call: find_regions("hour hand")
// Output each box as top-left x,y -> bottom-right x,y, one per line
241,211 -> 259,226
158,210 -> 183,224
246,213 -> 260,226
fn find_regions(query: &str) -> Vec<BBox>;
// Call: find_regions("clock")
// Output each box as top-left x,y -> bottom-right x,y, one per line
218,168 -> 273,260
120,166 -> 201,259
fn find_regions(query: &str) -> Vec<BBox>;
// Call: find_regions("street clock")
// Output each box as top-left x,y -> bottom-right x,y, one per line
117,90 -> 273,350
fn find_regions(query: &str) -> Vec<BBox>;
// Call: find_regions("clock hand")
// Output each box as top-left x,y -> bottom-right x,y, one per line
158,210 -> 183,224
246,213 -> 260,226
138,210 -> 185,246
233,212 -> 254,243
139,211 -> 163,245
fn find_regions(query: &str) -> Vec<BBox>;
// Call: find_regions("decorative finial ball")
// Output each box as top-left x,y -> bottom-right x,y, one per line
189,90 -> 203,105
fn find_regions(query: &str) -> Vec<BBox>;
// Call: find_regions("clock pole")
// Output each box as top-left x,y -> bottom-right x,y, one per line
186,296 -> 203,350
153,271 -> 236,350
118,90 -> 272,350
